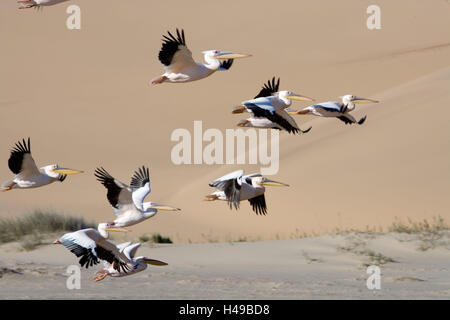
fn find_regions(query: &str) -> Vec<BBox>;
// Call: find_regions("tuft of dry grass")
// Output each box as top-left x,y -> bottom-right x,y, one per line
138,233 -> 173,244
388,216 -> 450,251
0,210 -> 95,245
388,216 -> 448,234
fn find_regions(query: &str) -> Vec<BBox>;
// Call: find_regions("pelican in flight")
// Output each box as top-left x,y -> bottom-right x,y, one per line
54,223 -> 130,273
17,0 -> 70,9
94,242 -> 168,282
151,29 -> 251,85
94,166 -> 180,228
287,94 -> 379,125
232,77 -> 314,134
204,170 -> 289,215
1,138 -> 83,192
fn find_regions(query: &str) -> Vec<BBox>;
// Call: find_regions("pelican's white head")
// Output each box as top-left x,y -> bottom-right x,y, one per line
341,94 -> 379,105
250,175 -> 290,188
276,91 -> 315,106
202,50 -> 251,69
41,164 -> 83,181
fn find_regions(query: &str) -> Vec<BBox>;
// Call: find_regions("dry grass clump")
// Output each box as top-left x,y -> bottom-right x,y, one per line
0,210 -> 95,247
388,216 -> 448,234
139,233 -> 173,244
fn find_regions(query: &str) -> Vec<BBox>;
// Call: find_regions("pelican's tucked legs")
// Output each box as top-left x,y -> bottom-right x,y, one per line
151,75 -> 168,85
94,270 -> 110,282
296,109 -> 311,115
232,105 -> 247,114
204,194 -> 219,201
18,0 -> 36,9
1,181 -> 15,192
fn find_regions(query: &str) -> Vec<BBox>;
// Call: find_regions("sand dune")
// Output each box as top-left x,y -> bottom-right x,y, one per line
0,0 -> 449,242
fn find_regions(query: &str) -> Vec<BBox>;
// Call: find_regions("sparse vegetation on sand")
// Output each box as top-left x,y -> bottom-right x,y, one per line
139,233 -> 173,244
0,210 -> 95,250
338,233 -> 397,267
389,216 -> 450,251
388,216 -> 448,234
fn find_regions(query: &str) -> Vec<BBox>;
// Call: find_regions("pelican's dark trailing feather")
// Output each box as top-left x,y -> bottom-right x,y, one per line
60,236 -> 129,273
219,59 -> 234,71
158,28 -> 186,66
337,116 -> 353,124
254,77 -> 280,98
357,116 -> 367,125
8,137 -> 31,174
244,103 -> 300,134
94,167 -> 123,209
209,177 -> 242,210
248,194 -> 267,215
60,237 -> 100,269
96,245 -> 130,273
130,166 -> 150,189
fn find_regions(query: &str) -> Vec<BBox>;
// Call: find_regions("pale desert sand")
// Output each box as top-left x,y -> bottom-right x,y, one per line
0,0 -> 449,300
0,231 -> 449,299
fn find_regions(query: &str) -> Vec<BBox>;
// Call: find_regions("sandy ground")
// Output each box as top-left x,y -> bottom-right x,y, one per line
0,231 -> 449,299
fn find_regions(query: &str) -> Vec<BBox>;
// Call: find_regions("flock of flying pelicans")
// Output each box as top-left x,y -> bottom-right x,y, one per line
8,2 -> 380,282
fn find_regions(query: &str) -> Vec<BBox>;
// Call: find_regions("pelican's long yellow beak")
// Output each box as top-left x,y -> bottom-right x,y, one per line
261,179 -> 289,187
352,97 -> 379,104
286,93 -> 315,102
215,51 -> 252,60
105,227 -> 130,232
149,203 -> 181,211
52,168 -> 84,175
143,258 -> 168,266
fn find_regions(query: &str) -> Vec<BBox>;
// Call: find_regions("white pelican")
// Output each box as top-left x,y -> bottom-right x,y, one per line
232,77 -> 314,134
94,242 -> 168,282
204,170 -> 289,215
17,0 -> 70,9
94,166 -> 180,228
151,29 -> 251,85
287,94 -> 379,125
1,138 -> 83,192
54,223 -> 130,272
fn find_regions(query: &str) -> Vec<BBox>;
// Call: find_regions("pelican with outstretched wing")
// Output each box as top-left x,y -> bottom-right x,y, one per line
54,223 -> 130,273
205,170 -> 289,215
232,77 -> 314,134
287,94 -> 379,125
1,138 -> 83,192
94,242 -> 168,282
151,29 -> 251,85
94,166 -> 180,228
17,0 -> 70,9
